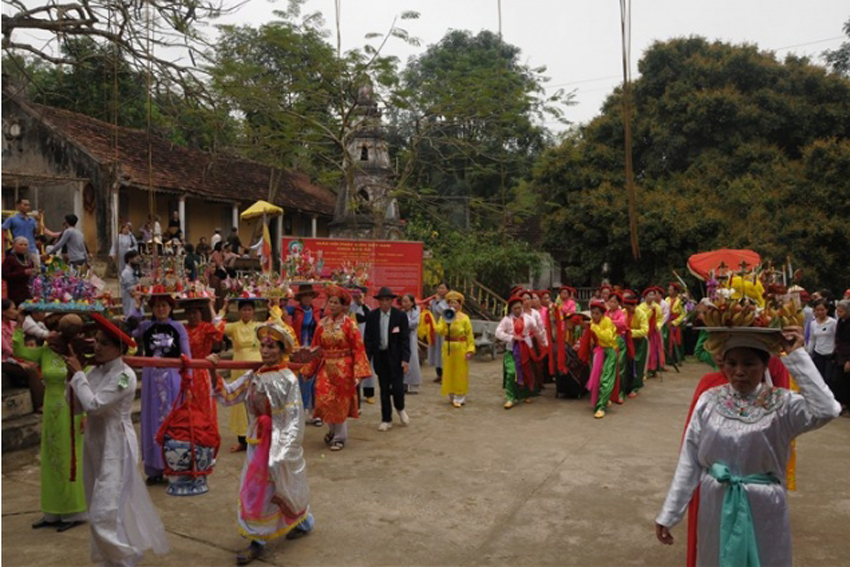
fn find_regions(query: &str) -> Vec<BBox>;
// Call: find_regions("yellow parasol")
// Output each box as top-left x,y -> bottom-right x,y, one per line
240,200 -> 283,221
240,201 -> 282,273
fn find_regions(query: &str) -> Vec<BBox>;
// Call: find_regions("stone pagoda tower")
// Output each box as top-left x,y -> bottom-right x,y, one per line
329,82 -> 403,240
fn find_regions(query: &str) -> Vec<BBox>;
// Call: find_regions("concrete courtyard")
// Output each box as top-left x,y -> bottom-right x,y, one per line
3,358 -> 849,566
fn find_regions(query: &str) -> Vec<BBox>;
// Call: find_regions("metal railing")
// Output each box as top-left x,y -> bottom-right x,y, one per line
449,278 -> 507,321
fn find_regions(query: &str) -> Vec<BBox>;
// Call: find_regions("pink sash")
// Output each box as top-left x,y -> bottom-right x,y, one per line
240,414 -> 272,520
585,346 -> 605,407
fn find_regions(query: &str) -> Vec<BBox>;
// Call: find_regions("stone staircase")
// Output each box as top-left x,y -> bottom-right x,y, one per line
448,278 -> 507,321
2,386 -> 40,451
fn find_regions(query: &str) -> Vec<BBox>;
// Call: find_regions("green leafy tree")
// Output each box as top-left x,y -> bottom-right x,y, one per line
209,6 -> 418,199
404,212 -> 541,297
210,16 -> 343,184
5,39 -> 152,128
3,41 -> 235,151
824,18 -> 850,77
534,37 -> 850,292
397,30 -> 570,211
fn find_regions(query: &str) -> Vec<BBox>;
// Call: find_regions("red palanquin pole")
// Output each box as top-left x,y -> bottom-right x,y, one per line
122,357 -> 306,373
114,356 -> 306,489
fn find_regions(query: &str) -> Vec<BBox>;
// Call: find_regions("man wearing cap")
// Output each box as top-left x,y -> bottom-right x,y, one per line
364,287 -> 411,431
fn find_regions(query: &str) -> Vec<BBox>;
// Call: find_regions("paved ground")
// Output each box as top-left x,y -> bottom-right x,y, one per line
3,358 -> 850,566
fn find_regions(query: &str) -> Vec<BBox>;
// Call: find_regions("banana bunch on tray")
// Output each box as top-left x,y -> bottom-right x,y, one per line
700,292 -> 799,355
763,299 -> 806,328
703,296 -> 805,329
702,297 -> 760,327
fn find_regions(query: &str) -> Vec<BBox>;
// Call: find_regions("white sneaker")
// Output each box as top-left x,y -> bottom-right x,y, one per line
377,422 -> 392,432
398,410 -> 410,426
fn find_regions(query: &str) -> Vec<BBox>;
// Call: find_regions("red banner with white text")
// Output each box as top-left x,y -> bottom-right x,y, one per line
281,237 -> 423,307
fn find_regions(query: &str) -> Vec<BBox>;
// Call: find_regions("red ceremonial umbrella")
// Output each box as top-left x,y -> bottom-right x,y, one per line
686,248 -> 761,281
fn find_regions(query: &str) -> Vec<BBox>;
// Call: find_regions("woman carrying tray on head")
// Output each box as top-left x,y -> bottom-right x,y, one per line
129,293 -> 191,485
184,296 -> 225,423
221,297 -> 264,453
656,324 -> 840,566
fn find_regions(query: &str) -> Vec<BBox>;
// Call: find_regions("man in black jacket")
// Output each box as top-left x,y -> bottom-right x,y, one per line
350,289 -> 377,403
364,287 -> 411,430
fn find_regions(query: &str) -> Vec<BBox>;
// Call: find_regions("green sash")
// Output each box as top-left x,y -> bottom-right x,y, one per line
708,463 -> 780,567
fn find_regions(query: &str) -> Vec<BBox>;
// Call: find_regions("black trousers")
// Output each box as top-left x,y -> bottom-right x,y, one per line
812,351 -> 837,388
375,350 -> 405,422
812,351 -> 843,403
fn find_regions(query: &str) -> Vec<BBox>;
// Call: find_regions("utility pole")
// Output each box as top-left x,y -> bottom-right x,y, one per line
620,0 -> 640,259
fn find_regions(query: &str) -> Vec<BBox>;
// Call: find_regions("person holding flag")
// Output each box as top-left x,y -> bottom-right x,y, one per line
248,221 -> 274,273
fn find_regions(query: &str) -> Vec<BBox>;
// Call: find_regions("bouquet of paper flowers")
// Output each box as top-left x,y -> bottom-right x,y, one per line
330,261 -> 371,288
281,240 -> 323,281
255,272 -> 293,300
220,272 -> 293,300
136,255 -> 186,296
220,275 -> 251,299
180,279 -> 216,300
21,259 -> 111,312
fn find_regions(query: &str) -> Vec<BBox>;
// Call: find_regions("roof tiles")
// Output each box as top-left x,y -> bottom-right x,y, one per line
25,102 -> 336,216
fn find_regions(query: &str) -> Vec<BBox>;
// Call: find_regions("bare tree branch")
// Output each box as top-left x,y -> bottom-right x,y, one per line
2,0 -> 239,98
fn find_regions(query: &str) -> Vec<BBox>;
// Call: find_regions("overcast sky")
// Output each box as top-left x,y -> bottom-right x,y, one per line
4,0 -> 846,129
218,0 -> 848,129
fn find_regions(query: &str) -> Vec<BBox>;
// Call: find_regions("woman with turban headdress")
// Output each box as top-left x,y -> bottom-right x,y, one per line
300,285 -> 371,452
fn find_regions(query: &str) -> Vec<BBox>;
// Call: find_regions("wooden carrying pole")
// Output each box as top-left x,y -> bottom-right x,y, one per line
123,356 -> 306,373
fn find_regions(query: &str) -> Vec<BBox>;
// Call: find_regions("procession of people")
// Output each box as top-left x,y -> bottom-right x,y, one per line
2,206 -> 849,567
